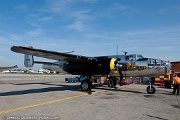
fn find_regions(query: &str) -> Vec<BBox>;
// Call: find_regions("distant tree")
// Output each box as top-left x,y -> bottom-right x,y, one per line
23,70 -> 29,74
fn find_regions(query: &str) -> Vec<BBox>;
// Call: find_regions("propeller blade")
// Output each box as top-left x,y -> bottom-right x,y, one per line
109,67 -> 116,76
108,63 -> 119,76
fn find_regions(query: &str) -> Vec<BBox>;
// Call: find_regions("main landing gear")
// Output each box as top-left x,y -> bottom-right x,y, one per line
80,72 -> 123,94
108,77 -> 117,88
80,76 -> 92,95
108,70 -> 123,88
81,80 -> 92,90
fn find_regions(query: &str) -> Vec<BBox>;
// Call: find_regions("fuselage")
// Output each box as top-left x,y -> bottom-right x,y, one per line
42,54 -> 170,77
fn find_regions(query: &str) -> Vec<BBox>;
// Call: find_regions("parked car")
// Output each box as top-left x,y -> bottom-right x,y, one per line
65,77 -> 86,82
65,77 -> 79,82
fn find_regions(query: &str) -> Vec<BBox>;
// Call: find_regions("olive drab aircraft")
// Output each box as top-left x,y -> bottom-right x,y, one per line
11,46 -> 170,94
0,65 -> 18,72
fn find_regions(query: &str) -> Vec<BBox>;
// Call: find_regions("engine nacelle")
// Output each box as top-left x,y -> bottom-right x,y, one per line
63,57 -> 118,75
110,58 -> 117,70
24,55 -> 34,67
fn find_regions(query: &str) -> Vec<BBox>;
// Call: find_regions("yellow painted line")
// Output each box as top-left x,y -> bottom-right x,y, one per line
0,90 -> 107,115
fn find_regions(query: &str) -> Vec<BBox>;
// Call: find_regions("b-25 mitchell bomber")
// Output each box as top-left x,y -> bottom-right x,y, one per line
11,46 -> 170,94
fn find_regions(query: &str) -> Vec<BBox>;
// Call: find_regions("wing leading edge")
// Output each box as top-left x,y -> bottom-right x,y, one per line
11,46 -> 97,64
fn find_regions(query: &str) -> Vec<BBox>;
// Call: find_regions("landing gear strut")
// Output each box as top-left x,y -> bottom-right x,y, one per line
108,77 -> 117,88
119,70 -> 123,86
147,81 -> 156,94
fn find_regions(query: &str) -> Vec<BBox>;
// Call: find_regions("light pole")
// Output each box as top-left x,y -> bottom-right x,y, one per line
122,51 -> 128,77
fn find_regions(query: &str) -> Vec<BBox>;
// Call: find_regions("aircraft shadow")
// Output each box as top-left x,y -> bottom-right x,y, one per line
95,87 -> 142,94
0,81 -> 144,96
0,82 -> 104,96
114,89 -> 142,94
143,114 -> 169,120
159,91 -> 174,96
0,87 -> 65,96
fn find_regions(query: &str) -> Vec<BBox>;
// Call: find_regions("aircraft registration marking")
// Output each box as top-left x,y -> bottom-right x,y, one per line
0,90 -> 107,115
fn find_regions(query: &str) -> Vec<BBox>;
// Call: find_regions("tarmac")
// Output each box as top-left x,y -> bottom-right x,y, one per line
0,74 -> 179,120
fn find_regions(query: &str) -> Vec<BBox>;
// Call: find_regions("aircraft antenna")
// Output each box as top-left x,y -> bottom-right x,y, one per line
117,44 -> 118,60
63,51 -> 75,54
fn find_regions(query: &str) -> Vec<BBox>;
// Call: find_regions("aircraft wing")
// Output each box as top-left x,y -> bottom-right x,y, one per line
34,61 -> 59,65
0,65 -> 18,72
11,46 -> 97,64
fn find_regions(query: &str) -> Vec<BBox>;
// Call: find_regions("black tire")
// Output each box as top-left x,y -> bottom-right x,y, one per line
94,79 -> 97,83
108,78 -> 117,88
119,70 -> 123,86
113,78 -> 117,87
147,85 -> 156,94
164,83 -> 171,88
108,80 -> 111,87
81,80 -> 92,91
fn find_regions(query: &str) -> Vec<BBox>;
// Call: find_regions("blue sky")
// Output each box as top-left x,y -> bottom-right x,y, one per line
0,0 -> 180,70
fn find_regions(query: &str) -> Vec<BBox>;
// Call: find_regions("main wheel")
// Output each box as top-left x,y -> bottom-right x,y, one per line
113,78 -> 117,87
107,78 -> 117,88
81,80 -> 92,91
147,85 -> 156,94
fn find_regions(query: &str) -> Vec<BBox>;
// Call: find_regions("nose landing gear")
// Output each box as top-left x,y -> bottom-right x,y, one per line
147,82 -> 156,94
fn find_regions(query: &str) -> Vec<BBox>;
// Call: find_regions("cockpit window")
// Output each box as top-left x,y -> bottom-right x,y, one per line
137,58 -> 148,61
137,55 -> 143,58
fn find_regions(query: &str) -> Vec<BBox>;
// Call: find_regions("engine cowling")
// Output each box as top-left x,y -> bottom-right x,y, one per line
110,58 -> 118,70
24,54 -> 34,67
63,57 -> 118,75
108,58 -> 118,75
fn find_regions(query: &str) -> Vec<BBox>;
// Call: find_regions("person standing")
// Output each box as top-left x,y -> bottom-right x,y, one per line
173,73 -> 180,95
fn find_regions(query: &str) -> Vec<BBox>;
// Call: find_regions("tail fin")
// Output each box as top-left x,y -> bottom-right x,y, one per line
24,54 -> 34,67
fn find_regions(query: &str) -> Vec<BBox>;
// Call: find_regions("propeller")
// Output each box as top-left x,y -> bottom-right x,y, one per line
108,45 -> 120,76
108,45 -> 124,86
108,60 -> 123,86
108,62 -> 118,76
108,60 -> 120,76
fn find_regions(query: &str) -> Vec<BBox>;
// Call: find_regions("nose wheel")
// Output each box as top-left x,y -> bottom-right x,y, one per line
147,85 -> 156,94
